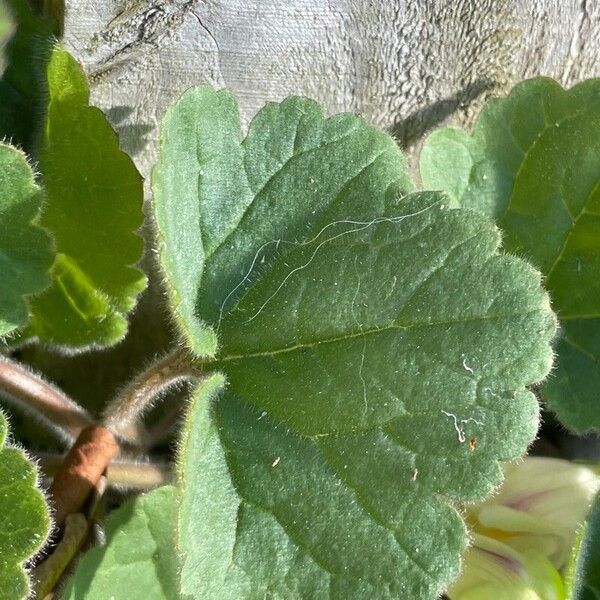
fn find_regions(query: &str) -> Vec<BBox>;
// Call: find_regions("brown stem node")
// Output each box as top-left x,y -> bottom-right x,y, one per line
49,425 -> 119,526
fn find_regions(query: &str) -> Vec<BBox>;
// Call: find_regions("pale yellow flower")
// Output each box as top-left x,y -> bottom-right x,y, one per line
447,457 -> 600,600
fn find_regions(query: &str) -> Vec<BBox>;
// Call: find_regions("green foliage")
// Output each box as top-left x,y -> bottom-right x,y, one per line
20,45 -> 147,349
63,486 -> 180,600
566,492 -> 600,600
420,77 -> 600,432
0,410 -> 51,599
0,0 -> 53,156
154,88 -> 556,598
152,87 -> 414,356
0,142 -> 54,337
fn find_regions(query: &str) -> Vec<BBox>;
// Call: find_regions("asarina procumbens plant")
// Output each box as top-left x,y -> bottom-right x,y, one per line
0,3 -> 599,599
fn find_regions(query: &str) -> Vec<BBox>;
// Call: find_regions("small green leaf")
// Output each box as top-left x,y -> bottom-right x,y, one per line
0,0 -> 53,156
63,486 -> 180,600
420,77 -> 600,432
0,142 -> 54,337
0,409 -> 51,599
566,492 -> 600,600
157,88 -> 556,598
21,45 -> 147,349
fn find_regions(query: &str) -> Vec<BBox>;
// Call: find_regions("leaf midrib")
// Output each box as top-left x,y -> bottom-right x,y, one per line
212,309 -> 544,364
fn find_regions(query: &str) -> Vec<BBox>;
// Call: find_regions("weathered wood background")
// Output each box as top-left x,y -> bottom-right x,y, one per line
64,0 -> 599,180
24,0 -> 599,454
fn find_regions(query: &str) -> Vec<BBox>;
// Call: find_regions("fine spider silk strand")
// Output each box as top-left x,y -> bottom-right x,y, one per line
217,202 -> 438,329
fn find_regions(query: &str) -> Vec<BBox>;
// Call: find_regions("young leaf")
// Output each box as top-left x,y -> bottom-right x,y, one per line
155,88 -> 556,598
0,0 -> 54,156
152,87 -> 414,356
0,409 -> 51,599
20,45 -> 147,349
0,142 -> 54,337
566,492 -> 600,600
420,77 -> 600,432
63,486 -> 180,600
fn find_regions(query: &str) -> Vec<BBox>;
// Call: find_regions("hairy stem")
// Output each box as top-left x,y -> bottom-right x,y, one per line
0,354 -> 93,443
102,348 -> 200,435
38,453 -> 172,489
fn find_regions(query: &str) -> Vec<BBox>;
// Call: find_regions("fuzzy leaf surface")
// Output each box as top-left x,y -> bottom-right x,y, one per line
21,46 -> 146,349
0,142 -> 54,337
420,77 -> 600,432
0,410 -> 51,599
157,87 -> 556,599
152,86 -> 413,356
63,486 -> 180,600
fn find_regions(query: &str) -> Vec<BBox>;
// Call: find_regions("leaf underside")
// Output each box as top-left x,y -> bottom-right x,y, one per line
420,77 -> 600,432
0,410 -> 51,599
149,88 -> 556,599
0,142 -> 54,337
18,45 -> 146,349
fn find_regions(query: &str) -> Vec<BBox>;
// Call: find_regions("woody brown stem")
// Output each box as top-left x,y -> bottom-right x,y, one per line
49,425 -> 120,526
0,355 -> 93,442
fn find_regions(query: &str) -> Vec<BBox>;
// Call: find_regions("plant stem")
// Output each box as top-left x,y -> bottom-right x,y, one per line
102,348 -> 200,435
38,453 -> 172,489
49,425 -> 120,526
0,355 -> 93,442
33,513 -> 89,600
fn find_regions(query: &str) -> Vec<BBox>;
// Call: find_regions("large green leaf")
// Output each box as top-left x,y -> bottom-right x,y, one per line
155,88 -> 556,598
566,492 -> 600,600
21,45 -> 146,349
152,87 -> 414,356
420,77 -> 600,432
0,142 -> 54,337
0,409 -> 51,599
63,486 -> 180,600
0,0 -> 53,156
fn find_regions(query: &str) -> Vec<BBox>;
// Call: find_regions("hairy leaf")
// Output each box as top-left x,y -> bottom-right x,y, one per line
0,143 -> 54,337
21,46 -> 146,349
0,0 -> 53,156
153,87 -> 414,356
63,486 -> 180,600
566,492 -> 600,600
0,410 -> 51,598
155,88 -> 556,598
420,77 -> 600,432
